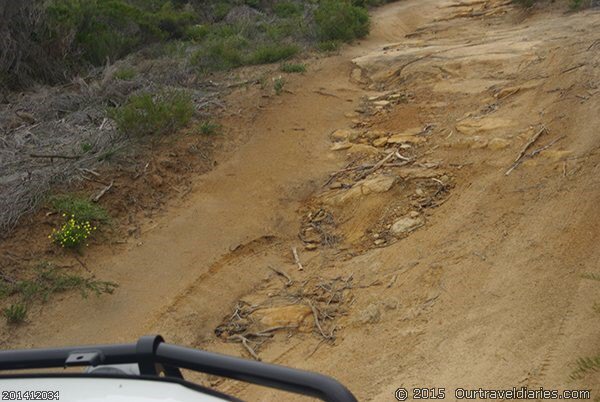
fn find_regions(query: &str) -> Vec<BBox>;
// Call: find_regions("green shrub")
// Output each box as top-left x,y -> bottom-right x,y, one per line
5,262 -> 117,303
249,43 -> 299,64
185,24 -> 210,41
318,40 -> 340,52
196,121 -> 221,135
50,215 -> 96,249
115,67 -> 136,80
314,0 -> 370,42
45,0 -> 196,65
273,1 -> 303,17
3,303 -> 27,324
110,89 -> 194,136
50,195 -> 109,223
280,63 -> 306,73
212,2 -> 233,21
273,77 -> 285,95
191,35 -> 248,71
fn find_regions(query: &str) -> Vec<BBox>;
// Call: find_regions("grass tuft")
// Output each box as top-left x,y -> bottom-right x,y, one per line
2,262 -> 118,304
273,77 -> 285,95
280,63 -> 306,73
3,303 -> 27,324
581,273 -> 600,282
110,89 -> 194,136
570,356 -> 600,380
249,44 -> 299,65
50,195 -> 109,223
114,67 -> 136,80
196,121 -> 221,135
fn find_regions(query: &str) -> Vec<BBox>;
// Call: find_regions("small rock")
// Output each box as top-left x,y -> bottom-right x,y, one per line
330,142 -> 352,151
331,129 -> 357,141
324,175 -> 396,205
344,112 -> 359,118
391,216 -> 424,235
488,137 -> 511,150
495,86 -> 520,100
363,130 -> 387,139
372,137 -> 389,147
347,144 -> 380,155
387,134 -> 426,144
372,233 -> 380,239
351,68 -> 367,84
409,211 -> 420,218
305,243 -> 318,251
250,305 -> 314,332
359,303 -> 381,324
373,100 -> 390,107
415,188 -> 425,197
374,239 -> 386,246
455,117 -> 513,136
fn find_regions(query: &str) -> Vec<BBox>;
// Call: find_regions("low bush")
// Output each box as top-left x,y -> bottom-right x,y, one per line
314,0 -> 370,42
318,40 -> 341,52
110,89 -> 194,136
50,195 -> 109,223
280,63 -> 306,73
3,303 -> 27,324
249,43 -> 299,64
45,0 -> 196,65
114,67 -> 136,80
50,215 -> 96,249
196,121 -> 221,135
191,35 -> 248,71
0,262 -> 117,324
273,77 -> 285,95
273,1 -> 303,18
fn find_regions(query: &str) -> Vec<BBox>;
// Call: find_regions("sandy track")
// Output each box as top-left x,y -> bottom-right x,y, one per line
4,0 -> 600,401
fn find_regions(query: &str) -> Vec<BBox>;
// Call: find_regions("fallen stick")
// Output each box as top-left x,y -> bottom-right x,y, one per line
29,153 -> 79,160
357,149 -> 397,180
505,126 -> 547,175
91,180 -> 114,202
245,325 -> 298,338
228,334 -> 260,360
308,301 -> 333,340
292,247 -> 304,271
529,136 -> 564,157
268,265 -> 293,286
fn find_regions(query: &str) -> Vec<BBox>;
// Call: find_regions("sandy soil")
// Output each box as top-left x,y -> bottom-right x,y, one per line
2,0 -> 600,400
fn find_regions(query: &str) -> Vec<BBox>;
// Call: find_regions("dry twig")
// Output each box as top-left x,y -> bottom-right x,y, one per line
91,180 -> 114,202
292,247 -> 304,271
268,265 -> 293,286
505,126 -> 547,175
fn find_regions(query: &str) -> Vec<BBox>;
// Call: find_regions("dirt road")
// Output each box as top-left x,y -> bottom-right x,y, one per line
4,0 -> 600,400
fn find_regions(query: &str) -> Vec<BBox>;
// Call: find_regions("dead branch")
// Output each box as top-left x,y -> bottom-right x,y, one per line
356,149 -> 398,180
314,90 -> 339,98
268,265 -> 293,286
505,126 -> 547,175
91,180 -> 114,202
292,247 -> 304,271
29,153 -> 80,160
561,63 -> 585,74
308,300 -> 333,340
529,136 -> 564,157
228,334 -> 260,360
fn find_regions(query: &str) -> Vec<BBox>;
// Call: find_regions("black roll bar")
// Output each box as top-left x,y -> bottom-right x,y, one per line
0,335 -> 357,402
